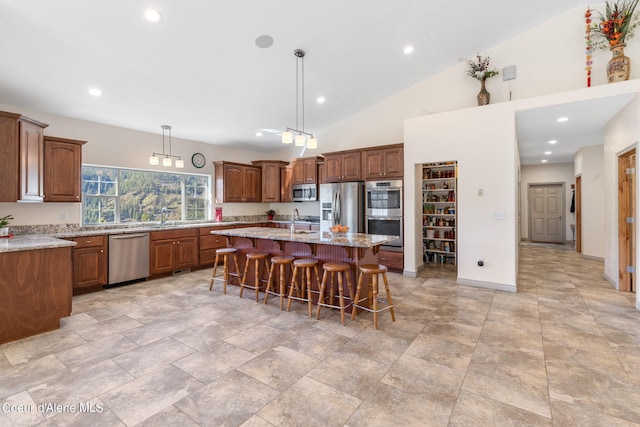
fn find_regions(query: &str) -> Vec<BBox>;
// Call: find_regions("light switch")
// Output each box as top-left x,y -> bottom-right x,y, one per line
492,211 -> 505,220
477,188 -> 483,197
503,65 -> 516,81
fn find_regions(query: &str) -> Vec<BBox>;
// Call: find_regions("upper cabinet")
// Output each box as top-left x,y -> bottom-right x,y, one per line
0,111 -> 49,202
292,156 -> 321,184
44,136 -> 86,202
252,160 -> 289,202
214,161 -> 262,203
280,167 -> 293,202
324,151 -> 362,182
362,143 -> 404,180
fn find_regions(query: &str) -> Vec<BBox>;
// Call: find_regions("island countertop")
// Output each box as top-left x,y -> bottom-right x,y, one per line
211,226 -> 398,248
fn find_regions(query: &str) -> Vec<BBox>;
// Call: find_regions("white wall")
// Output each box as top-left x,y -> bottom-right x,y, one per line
0,103 -> 296,226
574,145 -> 606,259
603,96 -> 640,293
520,163 -> 575,241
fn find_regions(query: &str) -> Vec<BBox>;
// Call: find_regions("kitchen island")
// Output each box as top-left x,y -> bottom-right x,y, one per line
0,235 -> 76,344
210,227 -> 398,309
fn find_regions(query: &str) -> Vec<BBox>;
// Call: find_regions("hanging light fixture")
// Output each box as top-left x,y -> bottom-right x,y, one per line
149,125 -> 184,168
282,49 -> 317,149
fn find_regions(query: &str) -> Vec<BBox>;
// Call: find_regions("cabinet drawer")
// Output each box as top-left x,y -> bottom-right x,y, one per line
72,235 -> 106,249
378,250 -> 403,271
150,228 -> 197,241
200,234 -> 227,250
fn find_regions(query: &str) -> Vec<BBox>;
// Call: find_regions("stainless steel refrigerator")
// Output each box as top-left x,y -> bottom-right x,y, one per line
320,182 -> 365,233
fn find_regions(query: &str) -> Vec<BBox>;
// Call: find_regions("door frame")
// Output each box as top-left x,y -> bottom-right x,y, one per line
575,176 -> 581,253
618,147 -> 636,292
528,182 -> 566,243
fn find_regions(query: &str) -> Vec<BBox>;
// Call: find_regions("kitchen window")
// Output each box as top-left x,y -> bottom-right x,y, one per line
81,165 -> 211,224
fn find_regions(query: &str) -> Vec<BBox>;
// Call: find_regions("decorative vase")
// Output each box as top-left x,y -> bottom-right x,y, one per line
607,43 -> 630,83
477,78 -> 490,106
268,214 -> 274,220
0,227 -> 9,236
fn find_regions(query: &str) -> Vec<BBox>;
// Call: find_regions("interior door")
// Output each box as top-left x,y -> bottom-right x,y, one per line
529,183 -> 564,243
618,149 -> 636,292
575,176 -> 582,253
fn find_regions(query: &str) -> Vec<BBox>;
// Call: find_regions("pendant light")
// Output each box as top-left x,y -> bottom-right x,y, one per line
282,49 -> 317,149
149,125 -> 184,168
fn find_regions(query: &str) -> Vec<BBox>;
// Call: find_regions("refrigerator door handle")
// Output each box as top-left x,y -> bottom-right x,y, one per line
335,191 -> 342,224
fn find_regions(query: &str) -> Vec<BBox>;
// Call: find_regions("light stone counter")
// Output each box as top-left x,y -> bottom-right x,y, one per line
0,235 -> 76,253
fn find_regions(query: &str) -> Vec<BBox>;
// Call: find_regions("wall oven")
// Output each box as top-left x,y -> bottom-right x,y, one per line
366,180 -> 402,217
366,216 -> 403,248
292,183 -> 317,202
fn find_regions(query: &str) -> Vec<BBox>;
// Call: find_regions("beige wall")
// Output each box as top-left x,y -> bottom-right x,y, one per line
574,145 -> 606,260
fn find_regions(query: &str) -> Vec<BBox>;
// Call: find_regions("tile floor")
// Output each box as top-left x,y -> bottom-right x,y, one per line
2,244 -> 640,426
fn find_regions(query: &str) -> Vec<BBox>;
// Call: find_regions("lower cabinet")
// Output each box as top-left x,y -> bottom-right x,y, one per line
378,249 -> 403,272
150,228 -> 198,275
198,226 -> 235,266
69,235 -> 107,294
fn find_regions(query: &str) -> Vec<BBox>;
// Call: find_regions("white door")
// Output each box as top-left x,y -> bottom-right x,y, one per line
530,184 -> 564,243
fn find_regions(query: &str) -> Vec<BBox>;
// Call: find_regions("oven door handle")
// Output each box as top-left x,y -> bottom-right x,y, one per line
367,216 -> 402,221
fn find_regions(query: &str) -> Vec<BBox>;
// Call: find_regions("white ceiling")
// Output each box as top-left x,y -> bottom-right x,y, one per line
0,0 -> 589,153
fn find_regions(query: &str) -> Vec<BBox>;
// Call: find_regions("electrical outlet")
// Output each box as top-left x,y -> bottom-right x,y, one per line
59,212 -> 67,221
477,188 -> 483,197
492,211 -> 505,220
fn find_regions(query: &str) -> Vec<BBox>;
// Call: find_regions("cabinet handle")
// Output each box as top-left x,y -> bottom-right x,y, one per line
100,250 -> 104,253
177,241 -> 181,244
173,242 -> 176,245
85,240 -> 92,243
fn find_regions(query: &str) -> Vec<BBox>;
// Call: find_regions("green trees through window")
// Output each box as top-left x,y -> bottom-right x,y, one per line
82,165 -> 210,224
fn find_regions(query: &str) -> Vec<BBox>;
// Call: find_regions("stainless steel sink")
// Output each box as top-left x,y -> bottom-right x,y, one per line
293,230 -> 318,234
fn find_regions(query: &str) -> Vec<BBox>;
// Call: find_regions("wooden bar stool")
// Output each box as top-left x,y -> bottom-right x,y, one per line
264,255 -> 295,310
351,264 -> 396,329
239,252 -> 270,302
287,258 -> 320,317
209,248 -> 240,294
316,263 -> 353,325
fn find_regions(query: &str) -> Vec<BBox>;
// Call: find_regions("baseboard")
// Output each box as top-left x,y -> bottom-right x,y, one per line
581,254 -> 604,262
403,264 -> 424,278
456,277 -> 516,293
603,272 -> 616,288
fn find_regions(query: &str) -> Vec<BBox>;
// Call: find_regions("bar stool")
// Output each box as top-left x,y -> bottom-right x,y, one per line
239,252 -> 270,302
209,248 -> 240,294
264,255 -> 295,310
316,263 -> 353,325
351,264 -> 396,329
287,258 -> 320,317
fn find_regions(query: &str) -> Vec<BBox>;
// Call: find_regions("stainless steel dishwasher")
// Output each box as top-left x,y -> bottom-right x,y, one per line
108,233 -> 150,286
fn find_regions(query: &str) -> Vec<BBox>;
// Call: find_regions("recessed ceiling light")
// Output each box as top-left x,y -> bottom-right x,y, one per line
544,151 -> 552,155
145,9 -> 162,22
548,139 -> 558,145
541,159 -> 548,163
557,117 -> 569,122
88,88 -> 102,96
255,35 -> 274,49
403,45 -> 414,55
317,96 -> 325,104
256,131 -> 262,137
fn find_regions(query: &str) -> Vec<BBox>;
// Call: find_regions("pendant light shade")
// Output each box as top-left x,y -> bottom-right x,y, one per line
282,49 -> 317,150
149,125 -> 184,168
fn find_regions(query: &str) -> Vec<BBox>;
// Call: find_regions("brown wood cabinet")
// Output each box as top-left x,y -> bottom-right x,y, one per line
198,225 -> 235,266
378,249 -> 403,272
362,144 -> 404,180
252,160 -> 289,202
281,167 -> 293,202
214,161 -> 261,203
0,246 -> 72,344
324,151 -> 362,182
69,235 -> 107,294
44,136 -> 86,202
149,228 -> 198,275
292,156 -> 321,184
0,111 -> 49,202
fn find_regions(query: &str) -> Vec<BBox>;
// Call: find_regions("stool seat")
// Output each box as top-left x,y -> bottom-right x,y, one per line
287,259 -> 320,317
316,262 -> 353,325
239,252 -> 270,302
351,264 -> 395,329
209,248 -> 240,294
264,256 -> 295,310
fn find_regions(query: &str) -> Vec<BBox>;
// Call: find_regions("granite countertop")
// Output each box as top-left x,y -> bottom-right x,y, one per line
0,235 -> 76,253
211,226 -> 398,248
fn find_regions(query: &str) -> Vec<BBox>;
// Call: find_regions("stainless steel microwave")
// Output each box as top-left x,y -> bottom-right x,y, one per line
292,183 -> 317,201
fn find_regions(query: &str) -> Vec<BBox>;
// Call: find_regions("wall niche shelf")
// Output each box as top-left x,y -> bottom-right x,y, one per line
422,161 -> 457,265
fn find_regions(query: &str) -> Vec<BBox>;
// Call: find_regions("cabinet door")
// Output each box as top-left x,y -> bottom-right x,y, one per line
324,154 -> 342,182
44,140 -> 82,202
363,150 -> 384,180
261,162 -> 281,202
175,237 -> 198,269
292,160 -> 303,184
243,166 -> 262,202
72,246 -> 107,289
342,152 -> 362,181
223,164 -> 244,202
150,239 -> 176,274
19,119 -> 44,202
281,167 -> 293,202
383,147 -> 404,178
302,158 -> 317,183
0,115 -> 19,202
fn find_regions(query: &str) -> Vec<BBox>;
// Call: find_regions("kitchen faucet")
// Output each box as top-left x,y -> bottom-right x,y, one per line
291,208 -> 300,233
160,207 -> 168,226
